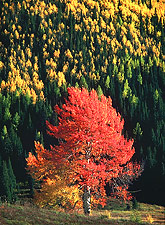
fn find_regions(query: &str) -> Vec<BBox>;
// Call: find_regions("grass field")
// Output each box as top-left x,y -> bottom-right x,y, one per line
0,199 -> 164,225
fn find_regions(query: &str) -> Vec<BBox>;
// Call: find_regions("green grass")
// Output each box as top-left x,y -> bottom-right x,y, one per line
0,200 -> 164,225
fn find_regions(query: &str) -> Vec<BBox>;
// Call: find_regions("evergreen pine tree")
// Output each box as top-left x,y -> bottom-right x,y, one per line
1,126 -> 13,158
28,175 -> 34,198
0,160 -> 11,202
75,82 -> 79,88
96,85 -> 103,99
79,76 -> 88,89
132,198 -> 139,209
7,158 -> 16,201
105,75 -> 110,89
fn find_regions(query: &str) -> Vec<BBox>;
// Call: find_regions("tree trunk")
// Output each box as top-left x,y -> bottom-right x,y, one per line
83,145 -> 91,215
83,186 -> 91,215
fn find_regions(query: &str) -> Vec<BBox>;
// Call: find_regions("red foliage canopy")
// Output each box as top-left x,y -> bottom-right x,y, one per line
27,87 -> 142,210
44,87 -> 141,204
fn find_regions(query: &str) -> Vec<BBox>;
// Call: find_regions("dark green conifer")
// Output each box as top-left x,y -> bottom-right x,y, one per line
7,158 -> 16,201
1,126 -> 13,158
0,160 -> 11,202
79,76 -> 88,89
105,75 -> 110,89
96,85 -> 103,99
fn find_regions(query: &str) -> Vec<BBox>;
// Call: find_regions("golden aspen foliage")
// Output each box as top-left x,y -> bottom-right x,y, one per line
0,0 -> 164,102
27,142 -> 83,209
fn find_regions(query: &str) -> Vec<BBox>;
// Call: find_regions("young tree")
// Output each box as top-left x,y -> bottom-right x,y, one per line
0,160 -> 11,202
27,87 -> 142,215
7,158 -> 16,201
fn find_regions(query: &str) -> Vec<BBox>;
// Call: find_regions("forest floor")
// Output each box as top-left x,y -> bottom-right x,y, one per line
0,199 -> 164,225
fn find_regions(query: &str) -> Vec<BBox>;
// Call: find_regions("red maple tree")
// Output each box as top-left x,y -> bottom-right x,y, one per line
27,87 -> 142,214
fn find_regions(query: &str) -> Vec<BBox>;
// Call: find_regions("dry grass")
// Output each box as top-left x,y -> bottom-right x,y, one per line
0,200 -> 164,225
91,201 -> 165,225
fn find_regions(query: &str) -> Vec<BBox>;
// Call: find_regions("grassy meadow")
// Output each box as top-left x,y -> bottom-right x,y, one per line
0,199 -> 164,225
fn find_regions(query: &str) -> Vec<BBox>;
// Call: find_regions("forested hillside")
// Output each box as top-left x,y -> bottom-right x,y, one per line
0,0 -> 164,205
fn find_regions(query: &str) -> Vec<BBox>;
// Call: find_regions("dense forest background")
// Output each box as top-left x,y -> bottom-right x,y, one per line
0,0 -> 164,206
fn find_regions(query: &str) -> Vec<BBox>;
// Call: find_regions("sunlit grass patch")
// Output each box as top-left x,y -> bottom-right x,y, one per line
145,214 -> 154,224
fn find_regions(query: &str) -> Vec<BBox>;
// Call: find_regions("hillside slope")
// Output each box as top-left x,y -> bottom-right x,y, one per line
0,0 -> 164,205
0,201 -> 165,224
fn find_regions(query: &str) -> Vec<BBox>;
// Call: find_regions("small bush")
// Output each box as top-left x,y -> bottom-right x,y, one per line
130,212 -> 142,223
132,199 -> 139,209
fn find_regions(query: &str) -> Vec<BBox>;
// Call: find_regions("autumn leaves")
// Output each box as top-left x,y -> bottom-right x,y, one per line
27,88 -> 142,214
1,0 -> 164,106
